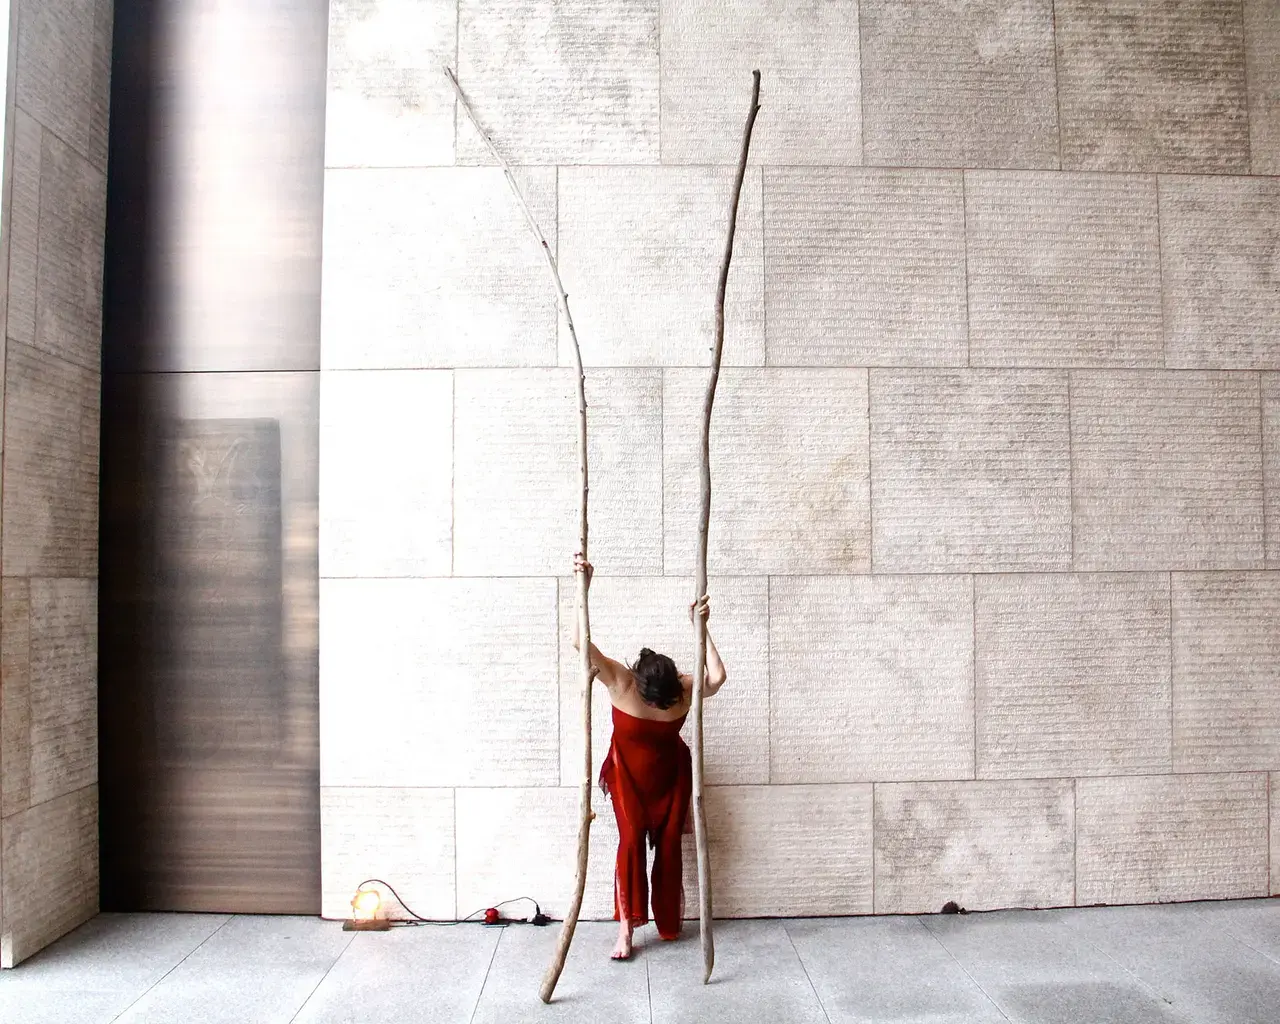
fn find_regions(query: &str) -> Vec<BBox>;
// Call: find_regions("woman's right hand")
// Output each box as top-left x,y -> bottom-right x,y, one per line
573,552 -> 594,587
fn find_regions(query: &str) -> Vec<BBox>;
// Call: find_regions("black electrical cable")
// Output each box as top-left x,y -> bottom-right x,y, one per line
354,879 -> 545,927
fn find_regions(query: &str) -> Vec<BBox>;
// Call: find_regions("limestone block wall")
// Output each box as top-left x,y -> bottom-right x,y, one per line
0,0 -> 112,966
319,0 -> 1280,920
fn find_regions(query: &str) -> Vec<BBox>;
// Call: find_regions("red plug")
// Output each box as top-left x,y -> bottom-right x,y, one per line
483,907 -> 501,925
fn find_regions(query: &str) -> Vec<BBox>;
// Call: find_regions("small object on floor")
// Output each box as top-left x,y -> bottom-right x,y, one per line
941,901 -> 967,915
343,918 -> 391,932
484,907 -> 501,925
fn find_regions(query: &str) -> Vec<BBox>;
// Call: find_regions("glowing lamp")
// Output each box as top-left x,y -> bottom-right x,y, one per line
343,885 -> 391,932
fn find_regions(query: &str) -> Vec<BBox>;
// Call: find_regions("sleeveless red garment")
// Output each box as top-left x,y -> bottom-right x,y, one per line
599,705 -> 693,939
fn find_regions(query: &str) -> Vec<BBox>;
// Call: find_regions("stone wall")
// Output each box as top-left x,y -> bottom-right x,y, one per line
319,0 -> 1280,920
0,0 -> 112,966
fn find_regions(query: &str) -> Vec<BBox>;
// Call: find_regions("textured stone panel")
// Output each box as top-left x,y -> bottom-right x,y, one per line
1172,573 -> 1280,773
871,370 -> 1072,572
454,369 -> 661,576
6,110 -> 41,345
1076,773 -> 1269,904
34,129 -> 107,372
0,581 -> 32,819
1273,774 -> 1279,895
975,573 -> 1171,778
1055,0 -> 1250,172
706,786 -> 873,917
320,370 -> 452,578
557,576 -> 768,787
319,578 -> 558,787
16,0 -> 100,170
860,0 -> 1058,169
320,787 -> 454,920
770,575 -> 974,784
663,368 -> 869,575
1160,176 -> 1280,370
1247,0 -> 1280,174
28,579 -> 97,807
0,785 -> 98,968
320,168 -> 557,369
1266,375 -> 1280,567
455,0 -> 659,165
1071,371 -> 1264,570
89,0 -> 112,172
765,168 -> 968,367
325,0 -> 456,167
455,787 -> 622,920
966,171 -> 1163,367
559,167 -> 764,367
659,0 -> 861,165
1,344 -> 100,578
874,780 -> 1074,914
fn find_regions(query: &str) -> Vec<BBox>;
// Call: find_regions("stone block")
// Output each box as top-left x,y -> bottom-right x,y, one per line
769,574 -> 974,784
1,344 -> 100,578
1055,0 -> 1250,172
559,166 -> 763,367
319,578 -> 558,787
16,0 -> 100,170
1266,374 -> 1280,567
1273,774 -> 1279,895
319,370 -> 452,578
320,168 -> 557,369
0,785 -> 98,968
860,0 -> 1058,168
663,368 -> 869,575
6,111 -> 41,346
455,0 -> 658,164
34,129 -> 107,372
325,0 -> 457,167
764,168 -> 968,367
454,369 -> 662,576
1076,773 -> 1269,904
874,780 -> 1074,914
1172,573 -> 1280,773
707,785 -> 873,917
454,787 -> 621,920
1246,0 -> 1280,174
28,579 -> 97,807
975,573 -> 1171,778
966,171 -> 1163,367
659,0 -> 861,165
870,370 -> 1072,572
1160,176 -> 1280,369
320,787 -> 454,920
0,580 -> 31,819
558,576 -> 768,787
1071,371 -> 1263,570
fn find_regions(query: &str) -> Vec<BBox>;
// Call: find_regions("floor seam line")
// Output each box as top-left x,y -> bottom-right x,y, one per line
1060,913 -> 1176,1008
467,924 -> 505,1024
1187,904 -> 1280,969
782,920 -> 832,1024
916,917 -> 1014,1023
287,931 -> 359,1023
106,914 -> 236,1024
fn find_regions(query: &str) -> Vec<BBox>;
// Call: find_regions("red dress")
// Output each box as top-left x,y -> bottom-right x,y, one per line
599,705 -> 692,939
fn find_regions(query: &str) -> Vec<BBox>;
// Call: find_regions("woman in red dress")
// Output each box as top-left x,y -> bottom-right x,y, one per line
571,554 -> 728,961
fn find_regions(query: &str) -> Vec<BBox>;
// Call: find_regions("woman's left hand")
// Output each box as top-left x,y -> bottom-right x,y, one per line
689,594 -> 710,624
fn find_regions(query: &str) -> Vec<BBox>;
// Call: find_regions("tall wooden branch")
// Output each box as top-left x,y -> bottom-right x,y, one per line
692,69 -> 761,986
444,66 -> 597,1005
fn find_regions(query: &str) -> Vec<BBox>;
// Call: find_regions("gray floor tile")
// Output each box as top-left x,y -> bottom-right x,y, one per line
114,916 -> 353,1024
924,908 -> 1185,1024
293,923 -> 501,1024
648,919 -> 827,1024
1060,902 -> 1280,1024
471,922 -> 649,1024
1187,899 -> 1280,964
785,915 -> 1005,1023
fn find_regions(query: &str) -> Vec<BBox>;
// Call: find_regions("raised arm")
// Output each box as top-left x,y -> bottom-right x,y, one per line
689,595 -> 728,697
571,554 -> 630,690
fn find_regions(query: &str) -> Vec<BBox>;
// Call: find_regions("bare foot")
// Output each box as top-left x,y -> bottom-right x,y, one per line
611,922 -> 634,960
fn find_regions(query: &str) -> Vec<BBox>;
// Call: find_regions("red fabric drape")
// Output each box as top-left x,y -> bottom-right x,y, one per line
599,705 -> 692,939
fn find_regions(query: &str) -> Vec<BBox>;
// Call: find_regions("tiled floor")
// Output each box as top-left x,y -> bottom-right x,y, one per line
2,900 -> 1278,1023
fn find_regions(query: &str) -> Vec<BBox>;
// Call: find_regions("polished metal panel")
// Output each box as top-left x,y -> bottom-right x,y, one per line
100,0 -> 324,913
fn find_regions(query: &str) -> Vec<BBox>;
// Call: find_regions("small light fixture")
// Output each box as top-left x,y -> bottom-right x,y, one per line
344,885 -> 391,932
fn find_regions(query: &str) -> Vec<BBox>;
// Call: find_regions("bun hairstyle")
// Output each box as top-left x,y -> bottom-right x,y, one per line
631,648 -> 682,710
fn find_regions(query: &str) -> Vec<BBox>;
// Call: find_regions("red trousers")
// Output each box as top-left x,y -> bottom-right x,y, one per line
599,706 -> 692,939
